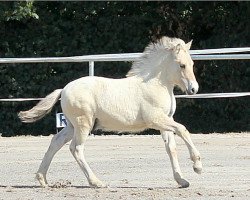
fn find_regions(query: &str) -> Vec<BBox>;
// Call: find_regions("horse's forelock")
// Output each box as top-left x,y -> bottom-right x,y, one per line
142,37 -> 187,57
160,37 -> 187,50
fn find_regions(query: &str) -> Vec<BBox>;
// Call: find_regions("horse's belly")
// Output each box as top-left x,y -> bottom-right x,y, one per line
96,112 -> 147,133
97,119 -> 147,133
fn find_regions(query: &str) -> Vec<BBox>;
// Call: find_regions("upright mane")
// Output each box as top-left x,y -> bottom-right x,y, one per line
126,36 -> 186,80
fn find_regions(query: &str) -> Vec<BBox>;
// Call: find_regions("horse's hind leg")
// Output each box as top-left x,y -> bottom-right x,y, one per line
36,122 -> 74,187
69,116 -> 106,188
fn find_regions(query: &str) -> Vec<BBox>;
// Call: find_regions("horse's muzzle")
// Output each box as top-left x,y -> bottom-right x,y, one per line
187,81 -> 199,95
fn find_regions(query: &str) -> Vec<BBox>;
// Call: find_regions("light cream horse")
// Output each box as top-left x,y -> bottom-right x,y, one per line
19,36 -> 202,188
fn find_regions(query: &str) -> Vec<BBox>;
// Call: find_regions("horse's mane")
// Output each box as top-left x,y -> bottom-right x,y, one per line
126,36 -> 186,80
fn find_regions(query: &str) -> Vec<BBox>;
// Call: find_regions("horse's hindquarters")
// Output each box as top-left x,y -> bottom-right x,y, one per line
60,78 -> 97,127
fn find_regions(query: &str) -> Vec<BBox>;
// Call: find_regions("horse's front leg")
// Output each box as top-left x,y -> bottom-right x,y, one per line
161,131 -> 190,188
150,115 -> 202,178
175,129 -> 202,174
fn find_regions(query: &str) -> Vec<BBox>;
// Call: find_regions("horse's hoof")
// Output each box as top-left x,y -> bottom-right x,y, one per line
193,161 -> 203,174
193,166 -> 202,174
89,179 -> 107,188
177,178 -> 190,188
36,173 -> 48,187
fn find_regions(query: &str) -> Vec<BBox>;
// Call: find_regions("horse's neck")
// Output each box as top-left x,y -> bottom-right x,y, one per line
143,77 -> 174,96
129,75 -> 176,117
145,77 -> 176,117
158,80 -> 176,117
153,62 -> 175,90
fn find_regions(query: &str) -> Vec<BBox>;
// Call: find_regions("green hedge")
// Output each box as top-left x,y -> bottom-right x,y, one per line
0,2 -> 249,136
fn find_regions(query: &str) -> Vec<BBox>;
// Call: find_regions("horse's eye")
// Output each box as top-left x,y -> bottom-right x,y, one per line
180,64 -> 185,69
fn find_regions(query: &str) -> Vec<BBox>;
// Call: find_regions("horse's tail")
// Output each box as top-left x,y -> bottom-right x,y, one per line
18,89 -> 63,123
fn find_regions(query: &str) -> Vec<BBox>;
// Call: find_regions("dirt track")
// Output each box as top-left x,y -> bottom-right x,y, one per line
0,133 -> 249,200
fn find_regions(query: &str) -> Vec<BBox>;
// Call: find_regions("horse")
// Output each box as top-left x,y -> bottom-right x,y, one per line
18,36 -> 202,188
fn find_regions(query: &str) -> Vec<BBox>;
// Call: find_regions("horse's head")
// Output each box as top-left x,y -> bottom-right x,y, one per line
170,40 -> 198,95
127,36 -> 199,95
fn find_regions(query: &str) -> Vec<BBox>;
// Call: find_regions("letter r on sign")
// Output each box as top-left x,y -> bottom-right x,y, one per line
56,113 -> 67,128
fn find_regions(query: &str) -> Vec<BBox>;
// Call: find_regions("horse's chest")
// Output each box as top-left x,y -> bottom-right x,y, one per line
168,95 -> 176,117
143,93 -> 176,117
159,96 -> 176,117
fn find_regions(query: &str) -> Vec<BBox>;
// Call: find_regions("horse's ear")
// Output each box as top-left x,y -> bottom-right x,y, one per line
173,44 -> 181,54
186,40 -> 193,50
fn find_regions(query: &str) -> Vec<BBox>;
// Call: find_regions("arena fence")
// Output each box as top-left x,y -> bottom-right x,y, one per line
0,47 -> 250,102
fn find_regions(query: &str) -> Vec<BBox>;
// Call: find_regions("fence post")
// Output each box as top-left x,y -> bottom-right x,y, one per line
89,61 -> 94,76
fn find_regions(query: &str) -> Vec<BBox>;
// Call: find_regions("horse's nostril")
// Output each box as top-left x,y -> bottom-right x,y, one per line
188,87 -> 196,95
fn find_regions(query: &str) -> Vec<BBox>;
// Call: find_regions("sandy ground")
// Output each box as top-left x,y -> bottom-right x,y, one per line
0,133 -> 249,200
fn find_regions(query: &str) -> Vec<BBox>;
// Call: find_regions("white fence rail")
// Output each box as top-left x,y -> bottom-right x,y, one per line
1,47 -> 250,63
0,53 -> 250,64
0,47 -> 250,102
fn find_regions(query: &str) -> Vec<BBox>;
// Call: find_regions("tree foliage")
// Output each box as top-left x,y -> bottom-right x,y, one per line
0,1 -> 249,136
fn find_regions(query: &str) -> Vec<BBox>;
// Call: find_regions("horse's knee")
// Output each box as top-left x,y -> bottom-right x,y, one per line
175,125 -> 188,136
162,131 -> 178,157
